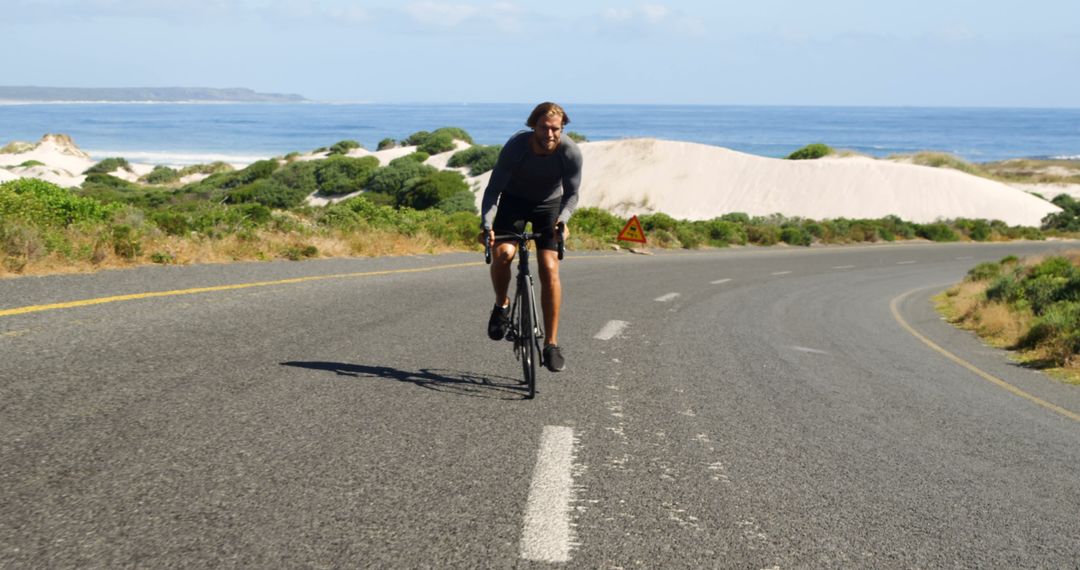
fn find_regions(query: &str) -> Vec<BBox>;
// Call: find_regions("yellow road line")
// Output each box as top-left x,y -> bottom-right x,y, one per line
891,287 -> 1080,423
0,261 -> 482,319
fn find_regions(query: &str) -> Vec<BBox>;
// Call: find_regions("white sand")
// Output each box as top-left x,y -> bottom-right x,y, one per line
471,139 -> 1060,227
3,134 -> 1063,228
1010,183 -> 1080,201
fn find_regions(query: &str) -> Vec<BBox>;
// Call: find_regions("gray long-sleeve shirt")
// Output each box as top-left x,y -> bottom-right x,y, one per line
480,130 -> 583,228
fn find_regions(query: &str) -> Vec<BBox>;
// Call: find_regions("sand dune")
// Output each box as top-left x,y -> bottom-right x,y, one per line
470,139 -> 1058,227
2,134 -> 1062,227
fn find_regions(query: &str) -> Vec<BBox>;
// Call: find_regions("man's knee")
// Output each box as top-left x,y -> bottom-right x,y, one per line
538,252 -> 560,281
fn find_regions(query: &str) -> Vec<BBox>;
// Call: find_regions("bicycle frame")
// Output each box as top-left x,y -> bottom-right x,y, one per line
484,228 -> 564,398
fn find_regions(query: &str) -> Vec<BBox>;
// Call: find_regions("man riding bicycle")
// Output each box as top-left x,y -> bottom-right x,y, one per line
479,102 -> 583,372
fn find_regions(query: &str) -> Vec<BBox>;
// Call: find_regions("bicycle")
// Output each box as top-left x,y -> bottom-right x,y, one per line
485,228 -> 564,399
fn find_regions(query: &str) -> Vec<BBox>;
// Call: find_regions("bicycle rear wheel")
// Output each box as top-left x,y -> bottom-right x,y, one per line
517,286 -> 536,399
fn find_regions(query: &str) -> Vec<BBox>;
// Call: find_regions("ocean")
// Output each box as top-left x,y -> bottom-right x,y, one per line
1,102 -> 1078,166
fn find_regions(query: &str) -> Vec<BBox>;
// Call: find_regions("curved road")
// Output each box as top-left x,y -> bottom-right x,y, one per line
2,242 -> 1079,568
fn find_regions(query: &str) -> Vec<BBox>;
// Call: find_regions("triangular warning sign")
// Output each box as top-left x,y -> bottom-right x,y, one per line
617,215 -> 647,244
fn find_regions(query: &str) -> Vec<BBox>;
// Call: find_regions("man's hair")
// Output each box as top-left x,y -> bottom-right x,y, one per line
526,102 -> 570,128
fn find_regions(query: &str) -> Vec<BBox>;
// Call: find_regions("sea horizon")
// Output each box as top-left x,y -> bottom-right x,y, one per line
3,102 -> 1078,166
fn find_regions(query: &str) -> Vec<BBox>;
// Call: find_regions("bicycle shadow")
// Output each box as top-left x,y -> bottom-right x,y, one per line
280,361 -> 528,400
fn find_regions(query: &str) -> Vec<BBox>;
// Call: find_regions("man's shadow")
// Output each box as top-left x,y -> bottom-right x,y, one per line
280,361 -> 528,400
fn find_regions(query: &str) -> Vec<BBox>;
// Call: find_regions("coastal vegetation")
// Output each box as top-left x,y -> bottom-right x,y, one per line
0,127 -> 1069,278
787,143 -> 833,160
938,252 -> 1080,382
448,145 -> 500,175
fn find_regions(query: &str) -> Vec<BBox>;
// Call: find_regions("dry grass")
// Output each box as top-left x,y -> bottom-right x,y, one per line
0,229 -> 480,279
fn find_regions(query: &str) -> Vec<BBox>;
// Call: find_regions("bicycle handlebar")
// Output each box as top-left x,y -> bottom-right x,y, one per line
483,227 -> 565,264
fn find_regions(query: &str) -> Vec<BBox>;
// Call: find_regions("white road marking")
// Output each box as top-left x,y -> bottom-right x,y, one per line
832,265 -> 855,269
771,271 -> 792,276
594,320 -> 629,341
710,278 -> 732,284
655,292 -> 680,302
956,256 -> 975,260
897,260 -> 916,265
520,426 -> 578,563
790,345 -> 829,355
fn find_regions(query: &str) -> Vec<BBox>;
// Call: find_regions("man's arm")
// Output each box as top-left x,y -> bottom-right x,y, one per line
480,133 -> 526,229
556,139 -> 583,225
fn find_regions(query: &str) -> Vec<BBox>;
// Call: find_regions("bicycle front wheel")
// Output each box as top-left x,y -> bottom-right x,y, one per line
517,287 -> 536,399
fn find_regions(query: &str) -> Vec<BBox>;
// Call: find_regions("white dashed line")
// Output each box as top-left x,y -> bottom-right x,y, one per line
655,292 -> 680,302
594,320 -> 629,341
711,278 -> 732,285
790,345 -> 830,355
520,426 -> 578,563
771,271 -> 792,276
897,261 -> 916,265
956,256 -> 975,260
832,265 -> 855,270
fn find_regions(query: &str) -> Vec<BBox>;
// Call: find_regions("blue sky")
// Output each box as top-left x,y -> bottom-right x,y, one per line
3,0 -> 1078,106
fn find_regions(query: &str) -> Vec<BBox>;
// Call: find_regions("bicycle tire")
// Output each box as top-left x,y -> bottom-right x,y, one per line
518,284 -> 536,399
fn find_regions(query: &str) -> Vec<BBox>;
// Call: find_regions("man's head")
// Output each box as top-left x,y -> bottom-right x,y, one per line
526,102 -> 570,154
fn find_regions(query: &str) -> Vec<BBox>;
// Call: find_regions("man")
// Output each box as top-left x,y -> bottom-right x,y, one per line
479,102 -> 583,372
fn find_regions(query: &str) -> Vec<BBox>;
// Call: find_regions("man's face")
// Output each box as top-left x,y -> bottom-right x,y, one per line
533,114 -> 564,153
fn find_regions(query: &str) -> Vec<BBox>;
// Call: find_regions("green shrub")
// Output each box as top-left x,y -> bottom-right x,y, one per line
366,160 -> 437,199
1,178 -> 114,227
1020,301 -> 1080,360
570,208 -> 624,241
435,191 -> 478,215
228,178 -> 309,209
399,170 -> 470,210
84,157 -> 132,175
141,165 -> 180,185
431,127 -> 474,144
780,226 -> 812,246
917,223 -> 959,242
423,210 -> 480,245
566,132 -> 588,143
405,130 -> 431,146
786,143 -> 833,160
1023,275 -> 1069,315
704,219 -> 745,245
390,152 -> 430,166
747,224 -> 780,245
111,224 -> 143,259
178,162 -> 233,177
282,244 -> 319,260
17,160 -> 45,168
418,133 -> 456,155
377,138 -> 398,151
1029,256 -> 1075,280
271,160 -> 319,196
639,212 -> 678,232
448,145 -> 501,175
676,225 -> 706,249
314,155 -> 379,195
986,274 -> 1024,304
328,140 -> 362,155
966,262 -> 1001,282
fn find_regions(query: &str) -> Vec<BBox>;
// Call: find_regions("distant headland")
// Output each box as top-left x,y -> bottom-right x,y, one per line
0,86 -> 307,103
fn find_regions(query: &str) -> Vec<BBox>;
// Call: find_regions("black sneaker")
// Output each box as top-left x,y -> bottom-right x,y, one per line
543,344 -> 565,372
487,303 -> 510,340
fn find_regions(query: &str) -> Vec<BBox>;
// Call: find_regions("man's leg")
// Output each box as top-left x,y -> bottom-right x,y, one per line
491,242 -> 516,306
537,248 -> 561,345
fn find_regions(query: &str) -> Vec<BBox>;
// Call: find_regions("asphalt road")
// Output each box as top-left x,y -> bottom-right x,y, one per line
2,241 -> 1079,568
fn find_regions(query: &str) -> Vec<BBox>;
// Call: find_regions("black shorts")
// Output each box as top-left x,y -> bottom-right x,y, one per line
492,194 -> 561,251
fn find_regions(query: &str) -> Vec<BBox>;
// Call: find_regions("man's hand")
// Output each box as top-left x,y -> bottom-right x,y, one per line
478,228 -> 495,247
555,222 -> 569,241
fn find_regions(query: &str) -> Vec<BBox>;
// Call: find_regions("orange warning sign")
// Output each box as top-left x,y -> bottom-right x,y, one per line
617,215 -> 647,244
